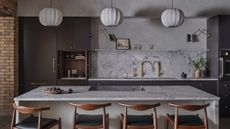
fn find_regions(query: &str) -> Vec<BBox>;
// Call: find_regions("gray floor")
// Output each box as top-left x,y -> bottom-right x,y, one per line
0,116 -> 229,129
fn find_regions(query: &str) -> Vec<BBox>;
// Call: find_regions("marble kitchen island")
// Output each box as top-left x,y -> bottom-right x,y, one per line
14,86 -> 219,129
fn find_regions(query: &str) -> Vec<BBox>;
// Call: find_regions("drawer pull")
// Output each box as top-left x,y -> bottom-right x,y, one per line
31,82 -> 47,86
224,84 -> 229,87
225,106 -> 228,109
225,94 -> 228,97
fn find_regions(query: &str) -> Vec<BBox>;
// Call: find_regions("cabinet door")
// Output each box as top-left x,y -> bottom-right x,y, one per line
219,82 -> 230,115
73,18 -> 91,49
190,81 -> 217,96
219,16 -> 230,49
56,18 -> 74,51
23,18 -> 57,81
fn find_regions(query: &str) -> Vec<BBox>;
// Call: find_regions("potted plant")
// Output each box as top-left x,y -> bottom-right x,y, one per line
192,57 -> 207,78
199,57 -> 207,78
192,59 -> 201,78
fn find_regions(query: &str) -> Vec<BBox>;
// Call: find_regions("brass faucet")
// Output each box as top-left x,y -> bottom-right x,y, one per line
141,61 -> 154,77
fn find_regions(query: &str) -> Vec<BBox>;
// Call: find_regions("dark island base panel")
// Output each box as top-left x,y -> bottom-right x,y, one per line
89,81 -> 218,96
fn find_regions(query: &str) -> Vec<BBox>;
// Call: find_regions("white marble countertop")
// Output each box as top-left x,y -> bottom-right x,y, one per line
88,77 -> 218,81
14,86 -> 219,101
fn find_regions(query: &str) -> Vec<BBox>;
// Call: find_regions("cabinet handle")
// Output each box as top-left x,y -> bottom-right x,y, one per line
31,82 -> 47,86
220,58 -> 224,78
225,94 -> 228,97
225,106 -> 228,109
52,58 -> 56,73
224,84 -> 229,87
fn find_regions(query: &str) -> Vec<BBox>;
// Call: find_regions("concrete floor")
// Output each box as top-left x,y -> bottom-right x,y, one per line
0,116 -> 229,129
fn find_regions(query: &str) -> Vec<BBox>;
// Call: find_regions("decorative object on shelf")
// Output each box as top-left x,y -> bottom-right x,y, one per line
181,72 -> 187,79
39,0 -> 63,26
186,29 -> 211,42
58,50 -> 87,80
100,0 -> 123,27
192,57 -> 207,78
116,38 -> 130,50
161,0 -> 184,27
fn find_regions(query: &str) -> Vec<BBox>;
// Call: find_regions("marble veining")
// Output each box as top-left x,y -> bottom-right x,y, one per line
90,50 -> 206,78
14,86 -> 219,101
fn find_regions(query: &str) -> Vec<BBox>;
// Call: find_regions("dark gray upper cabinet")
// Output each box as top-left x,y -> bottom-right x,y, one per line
22,18 -> 57,81
57,18 -> 91,50
57,18 -> 74,51
73,18 -> 91,49
219,15 -> 230,49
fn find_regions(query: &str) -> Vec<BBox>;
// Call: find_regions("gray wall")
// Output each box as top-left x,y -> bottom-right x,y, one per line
90,18 -> 208,78
18,0 -> 230,17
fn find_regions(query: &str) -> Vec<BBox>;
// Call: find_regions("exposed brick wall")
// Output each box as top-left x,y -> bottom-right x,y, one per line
0,17 -> 16,116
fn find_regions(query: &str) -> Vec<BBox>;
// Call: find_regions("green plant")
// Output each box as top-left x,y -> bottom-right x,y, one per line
192,59 -> 200,70
192,57 -> 207,70
199,57 -> 207,70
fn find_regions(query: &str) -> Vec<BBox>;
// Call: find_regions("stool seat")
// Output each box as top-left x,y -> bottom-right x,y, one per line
69,103 -> 111,129
164,103 -> 210,129
121,114 -> 153,126
76,114 -> 103,126
11,103 -> 61,129
15,115 -> 58,129
167,115 -> 204,126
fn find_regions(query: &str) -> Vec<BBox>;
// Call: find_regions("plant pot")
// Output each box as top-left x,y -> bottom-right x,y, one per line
200,69 -> 206,78
193,69 -> 201,78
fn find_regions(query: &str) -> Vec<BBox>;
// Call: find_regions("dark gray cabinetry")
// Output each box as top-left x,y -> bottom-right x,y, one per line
220,82 -> 230,115
207,15 -> 230,116
219,16 -> 230,49
19,17 -> 91,93
57,18 -> 91,50
20,18 -> 57,93
90,80 -> 217,95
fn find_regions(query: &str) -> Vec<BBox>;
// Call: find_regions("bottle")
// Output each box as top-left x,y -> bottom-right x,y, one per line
67,70 -> 71,78
154,61 -> 161,78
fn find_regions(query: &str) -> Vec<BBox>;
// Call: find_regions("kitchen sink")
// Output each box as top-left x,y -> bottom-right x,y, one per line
88,86 -> 145,91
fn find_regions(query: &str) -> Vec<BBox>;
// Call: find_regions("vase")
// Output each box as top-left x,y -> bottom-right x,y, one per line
194,69 -> 201,78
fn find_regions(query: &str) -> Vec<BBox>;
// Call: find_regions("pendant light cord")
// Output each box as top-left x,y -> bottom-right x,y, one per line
50,0 -> 52,8
111,0 -> 113,8
171,0 -> 174,8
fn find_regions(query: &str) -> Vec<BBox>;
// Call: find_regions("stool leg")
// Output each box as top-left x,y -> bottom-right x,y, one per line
164,117 -> 168,129
58,118 -> 62,129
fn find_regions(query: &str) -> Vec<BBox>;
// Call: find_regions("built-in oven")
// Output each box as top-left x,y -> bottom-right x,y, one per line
220,50 -> 230,80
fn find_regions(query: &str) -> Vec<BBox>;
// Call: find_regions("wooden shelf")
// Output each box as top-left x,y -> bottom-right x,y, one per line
64,58 -> 86,61
58,50 -> 87,80
60,77 -> 87,80
89,49 -> 210,52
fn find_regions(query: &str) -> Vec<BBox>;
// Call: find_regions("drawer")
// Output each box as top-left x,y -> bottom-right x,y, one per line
220,82 -> 230,93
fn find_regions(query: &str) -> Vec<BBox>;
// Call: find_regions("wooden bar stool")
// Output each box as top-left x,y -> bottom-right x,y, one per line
11,103 -> 61,129
69,102 -> 111,129
165,103 -> 210,129
119,103 -> 160,129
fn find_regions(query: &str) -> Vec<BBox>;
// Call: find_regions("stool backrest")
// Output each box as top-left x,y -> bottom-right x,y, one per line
11,103 -> 50,129
119,103 -> 160,129
69,103 -> 111,111
169,103 -> 210,111
168,103 -> 209,129
119,103 -> 160,111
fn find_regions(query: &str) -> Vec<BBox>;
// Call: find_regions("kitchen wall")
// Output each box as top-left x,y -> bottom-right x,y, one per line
0,0 -> 17,116
18,0 -> 230,17
90,18 -> 208,78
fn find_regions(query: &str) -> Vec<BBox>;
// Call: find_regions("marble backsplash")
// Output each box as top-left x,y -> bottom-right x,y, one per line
90,50 -> 207,78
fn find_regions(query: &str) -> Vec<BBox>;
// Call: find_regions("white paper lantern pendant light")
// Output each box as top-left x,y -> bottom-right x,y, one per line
39,0 -> 63,26
100,0 -> 123,27
161,0 -> 184,27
